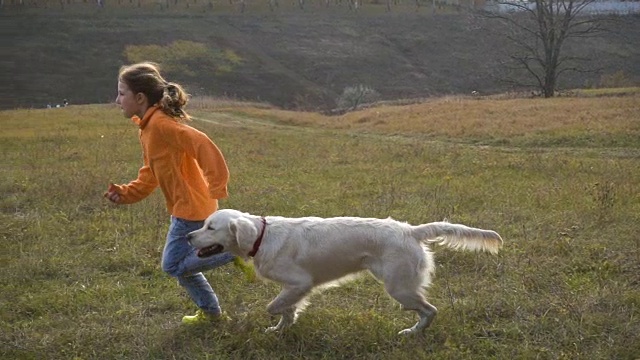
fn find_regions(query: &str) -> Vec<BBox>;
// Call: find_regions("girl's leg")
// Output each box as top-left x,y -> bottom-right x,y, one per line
161,216 -> 235,314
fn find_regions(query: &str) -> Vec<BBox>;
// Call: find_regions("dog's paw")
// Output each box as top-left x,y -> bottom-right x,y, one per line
398,328 -> 417,336
265,326 -> 280,333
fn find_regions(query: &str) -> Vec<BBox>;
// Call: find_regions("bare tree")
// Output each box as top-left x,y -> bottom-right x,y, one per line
483,0 -> 610,97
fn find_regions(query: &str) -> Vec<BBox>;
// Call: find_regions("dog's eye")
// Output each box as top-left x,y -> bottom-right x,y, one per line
208,225 -> 215,230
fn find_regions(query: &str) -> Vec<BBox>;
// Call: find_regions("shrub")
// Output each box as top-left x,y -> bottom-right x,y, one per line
336,84 -> 380,110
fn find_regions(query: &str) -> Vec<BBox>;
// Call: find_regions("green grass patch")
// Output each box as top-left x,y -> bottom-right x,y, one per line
574,87 -> 640,97
125,40 -> 243,77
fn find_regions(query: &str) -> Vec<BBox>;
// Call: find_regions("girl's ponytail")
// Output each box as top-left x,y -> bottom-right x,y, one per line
160,82 -> 190,121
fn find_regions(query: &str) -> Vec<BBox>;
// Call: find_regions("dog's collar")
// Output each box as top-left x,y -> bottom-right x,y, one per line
248,217 -> 267,257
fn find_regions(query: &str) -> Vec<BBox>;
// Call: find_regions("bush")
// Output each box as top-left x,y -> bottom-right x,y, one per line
336,84 -> 380,110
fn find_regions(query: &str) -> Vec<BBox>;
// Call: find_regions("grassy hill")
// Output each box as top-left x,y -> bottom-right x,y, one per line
2,3 -> 639,110
2,94 -> 639,359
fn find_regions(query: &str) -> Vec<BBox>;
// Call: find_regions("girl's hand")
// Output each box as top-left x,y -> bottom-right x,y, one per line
104,183 -> 121,203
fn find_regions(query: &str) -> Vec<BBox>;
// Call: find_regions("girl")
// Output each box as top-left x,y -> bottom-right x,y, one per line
105,62 -> 238,325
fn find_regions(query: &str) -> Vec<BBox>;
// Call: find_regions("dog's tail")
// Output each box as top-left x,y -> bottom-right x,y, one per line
411,222 -> 503,254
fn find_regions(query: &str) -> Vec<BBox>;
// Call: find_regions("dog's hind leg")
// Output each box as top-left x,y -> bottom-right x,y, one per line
383,279 -> 438,335
388,287 -> 438,335
373,256 -> 437,335
398,301 -> 437,335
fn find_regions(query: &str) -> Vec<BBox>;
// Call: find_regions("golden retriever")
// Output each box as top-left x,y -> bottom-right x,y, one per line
188,209 -> 502,335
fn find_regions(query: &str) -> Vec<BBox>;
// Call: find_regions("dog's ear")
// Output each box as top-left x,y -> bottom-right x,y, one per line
229,217 -> 258,251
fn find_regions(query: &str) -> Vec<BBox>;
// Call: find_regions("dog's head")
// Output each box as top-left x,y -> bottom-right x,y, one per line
188,209 -> 260,258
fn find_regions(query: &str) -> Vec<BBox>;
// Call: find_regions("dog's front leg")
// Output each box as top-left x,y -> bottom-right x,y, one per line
264,285 -> 310,333
265,307 -> 295,333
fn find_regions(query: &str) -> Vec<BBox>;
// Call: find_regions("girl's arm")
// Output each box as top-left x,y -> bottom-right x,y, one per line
104,152 -> 159,204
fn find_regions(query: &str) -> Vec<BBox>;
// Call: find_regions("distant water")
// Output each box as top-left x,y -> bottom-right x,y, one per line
485,0 -> 640,15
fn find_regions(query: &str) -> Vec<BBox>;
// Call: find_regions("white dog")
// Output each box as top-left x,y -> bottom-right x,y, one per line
188,209 -> 503,335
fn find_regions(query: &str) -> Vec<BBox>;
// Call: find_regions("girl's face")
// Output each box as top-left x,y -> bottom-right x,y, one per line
116,80 -> 146,119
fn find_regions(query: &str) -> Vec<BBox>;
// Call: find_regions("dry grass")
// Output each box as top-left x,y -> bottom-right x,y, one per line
200,94 -> 640,148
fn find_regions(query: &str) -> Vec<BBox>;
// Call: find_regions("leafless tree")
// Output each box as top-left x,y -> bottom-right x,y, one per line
483,0 -> 611,97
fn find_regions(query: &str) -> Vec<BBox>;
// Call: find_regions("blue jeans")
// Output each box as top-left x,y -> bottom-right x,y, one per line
161,216 -> 235,315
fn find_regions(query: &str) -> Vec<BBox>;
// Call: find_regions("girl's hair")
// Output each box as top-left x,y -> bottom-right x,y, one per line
118,62 -> 190,121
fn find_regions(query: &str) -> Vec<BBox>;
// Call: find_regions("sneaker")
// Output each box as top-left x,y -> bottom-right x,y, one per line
181,309 -> 230,325
233,257 -> 257,282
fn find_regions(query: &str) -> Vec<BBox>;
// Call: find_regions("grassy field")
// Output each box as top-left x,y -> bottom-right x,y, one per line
1,94 -> 640,359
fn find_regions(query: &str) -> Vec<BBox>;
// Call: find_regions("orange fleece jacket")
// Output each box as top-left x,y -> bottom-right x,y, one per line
110,106 -> 229,221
